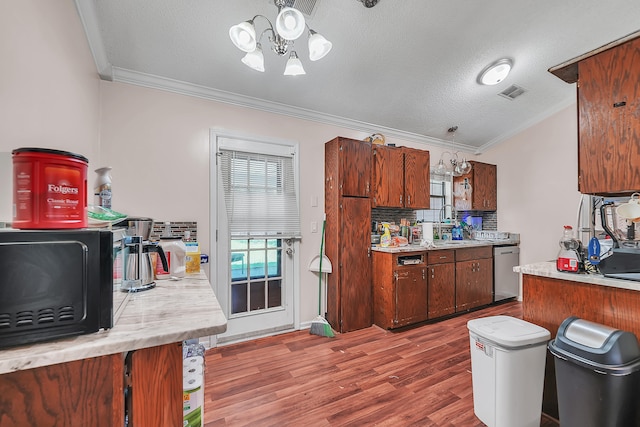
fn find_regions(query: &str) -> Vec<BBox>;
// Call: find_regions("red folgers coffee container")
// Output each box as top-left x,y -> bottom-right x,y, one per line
12,148 -> 88,229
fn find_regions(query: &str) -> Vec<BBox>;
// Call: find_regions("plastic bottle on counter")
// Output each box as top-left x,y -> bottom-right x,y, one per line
156,222 -> 187,279
185,232 -> 201,274
556,225 -> 581,273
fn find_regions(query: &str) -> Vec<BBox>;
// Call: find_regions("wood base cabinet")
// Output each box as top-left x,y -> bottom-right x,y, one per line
523,274 -> 640,420
427,250 -> 456,319
373,251 -> 427,329
0,343 -> 182,427
455,247 -> 493,312
325,137 -> 373,333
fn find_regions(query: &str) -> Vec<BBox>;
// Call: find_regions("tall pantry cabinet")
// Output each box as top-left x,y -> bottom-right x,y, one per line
325,137 -> 373,333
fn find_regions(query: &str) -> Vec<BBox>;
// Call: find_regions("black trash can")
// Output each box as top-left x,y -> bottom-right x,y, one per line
548,316 -> 640,427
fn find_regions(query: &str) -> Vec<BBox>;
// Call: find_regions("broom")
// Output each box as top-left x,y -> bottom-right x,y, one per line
310,215 -> 335,338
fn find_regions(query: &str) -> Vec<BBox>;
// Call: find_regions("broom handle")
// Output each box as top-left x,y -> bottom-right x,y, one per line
318,216 -> 326,316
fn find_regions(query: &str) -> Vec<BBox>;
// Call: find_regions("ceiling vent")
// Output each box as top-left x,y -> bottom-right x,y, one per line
283,0 -> 318,18
498,84 -> 527,100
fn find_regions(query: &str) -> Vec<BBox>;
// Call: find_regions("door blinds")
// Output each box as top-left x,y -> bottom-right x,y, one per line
219,148 -> 301,239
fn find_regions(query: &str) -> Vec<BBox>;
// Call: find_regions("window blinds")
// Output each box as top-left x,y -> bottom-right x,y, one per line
219,148 -> 301,239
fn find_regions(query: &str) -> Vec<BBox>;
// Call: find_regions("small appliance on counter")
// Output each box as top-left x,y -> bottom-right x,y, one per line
557,225 -> 582,273
0,228 -> 113,349
598,201 -> 640,281
117,218 -> 168,292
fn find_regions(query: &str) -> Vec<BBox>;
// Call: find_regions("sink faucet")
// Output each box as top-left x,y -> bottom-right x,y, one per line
438,204 -> 458,239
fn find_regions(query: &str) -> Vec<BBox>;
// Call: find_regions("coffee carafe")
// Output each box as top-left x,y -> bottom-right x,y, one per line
117,217 -> 169,292
121,236 -> 168,292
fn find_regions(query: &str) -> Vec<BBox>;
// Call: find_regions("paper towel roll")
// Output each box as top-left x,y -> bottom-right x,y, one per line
183,373 -> 204,426
421,222 -> 434,243
184,364 -> 204,377
183,355 -> 204,369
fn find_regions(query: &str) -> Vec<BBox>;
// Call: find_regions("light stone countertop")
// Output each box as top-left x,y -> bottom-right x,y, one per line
0,271 -> 227,375
372,237 -> 521,253
515,261 -> 640,292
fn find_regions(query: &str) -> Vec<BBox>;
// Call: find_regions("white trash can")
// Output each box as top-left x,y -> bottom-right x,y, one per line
467,315 -> 550,427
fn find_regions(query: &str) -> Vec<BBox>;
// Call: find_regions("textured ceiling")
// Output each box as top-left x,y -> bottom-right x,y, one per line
76,0 -> 640,152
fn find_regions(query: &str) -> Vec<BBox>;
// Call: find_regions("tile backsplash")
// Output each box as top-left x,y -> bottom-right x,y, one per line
150,221 -> 198,241
372,208 -> 498,231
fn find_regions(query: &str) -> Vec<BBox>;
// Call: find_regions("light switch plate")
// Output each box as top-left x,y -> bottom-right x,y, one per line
311,221 -> 318,233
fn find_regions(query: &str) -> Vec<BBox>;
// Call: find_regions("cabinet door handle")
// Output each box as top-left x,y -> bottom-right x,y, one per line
431,268 -> 435,279
407,195 -> 411,206
613,101 -> 627,108
399,195 -> 403,205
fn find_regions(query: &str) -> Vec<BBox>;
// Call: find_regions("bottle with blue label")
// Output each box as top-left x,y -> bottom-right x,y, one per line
452,222 -> 464,240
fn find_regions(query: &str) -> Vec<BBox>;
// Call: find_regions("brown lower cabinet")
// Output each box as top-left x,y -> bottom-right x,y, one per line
0,342 -> 182,427
523,274 -> 640,420
373,251 -> 427,329
455,247 -> 494,312
373,246 -> 494,329
427,250 -> 456,318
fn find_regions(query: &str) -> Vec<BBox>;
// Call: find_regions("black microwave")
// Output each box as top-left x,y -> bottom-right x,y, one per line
0,228 -> 113,349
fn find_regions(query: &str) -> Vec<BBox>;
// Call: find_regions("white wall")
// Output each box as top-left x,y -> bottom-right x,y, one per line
0,0 -> 101,219
481,104 -> 582,265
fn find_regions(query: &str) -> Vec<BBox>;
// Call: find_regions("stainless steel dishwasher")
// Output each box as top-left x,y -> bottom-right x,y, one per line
493,245 -> 520,302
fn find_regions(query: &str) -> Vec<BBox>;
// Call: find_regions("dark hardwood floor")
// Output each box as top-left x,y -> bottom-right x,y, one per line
203,301 -> 559,426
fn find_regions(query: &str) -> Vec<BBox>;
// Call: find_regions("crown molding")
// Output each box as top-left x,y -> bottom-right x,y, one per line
110,67 -> 480,152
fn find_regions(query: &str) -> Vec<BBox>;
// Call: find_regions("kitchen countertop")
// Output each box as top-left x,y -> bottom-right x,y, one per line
0,271 -> 227,374
372,237 -> 520,253
515,261 -> 640,292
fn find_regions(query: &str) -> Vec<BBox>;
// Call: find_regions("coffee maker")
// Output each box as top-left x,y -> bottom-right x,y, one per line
118,218 -> 168,292
598,202 -> 640,281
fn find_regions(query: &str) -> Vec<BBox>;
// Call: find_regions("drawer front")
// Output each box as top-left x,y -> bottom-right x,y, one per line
456,246 -> 492,261
427,250 -> 455,264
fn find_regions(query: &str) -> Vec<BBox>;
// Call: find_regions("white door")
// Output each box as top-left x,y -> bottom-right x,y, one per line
211,131 -> 300,344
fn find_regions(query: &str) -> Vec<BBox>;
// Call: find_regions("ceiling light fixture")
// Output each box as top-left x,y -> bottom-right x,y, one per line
433,126 -> 472,177
229,0 -> 332,75
477,58 -> 513,85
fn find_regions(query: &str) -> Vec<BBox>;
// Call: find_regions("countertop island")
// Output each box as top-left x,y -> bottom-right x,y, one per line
0,271 -> 226,427
516,261 -> 640,420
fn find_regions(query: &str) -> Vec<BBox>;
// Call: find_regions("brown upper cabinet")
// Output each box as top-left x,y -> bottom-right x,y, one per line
453,161 -> 497,211
549,32 -> 640,195
577,37 -> 640,195
371,145 -> 430,209
326,137 -> 371,198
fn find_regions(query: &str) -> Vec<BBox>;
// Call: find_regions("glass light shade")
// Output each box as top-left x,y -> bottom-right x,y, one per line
434,159 -> 448,176
308,31 -> 332,61
478,58 -> 513,85
284,51 -> 305,75
275,7 -> 305,40
229,21 -> 257,52
241,43 -> 265,72
459,157 -> 472,174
